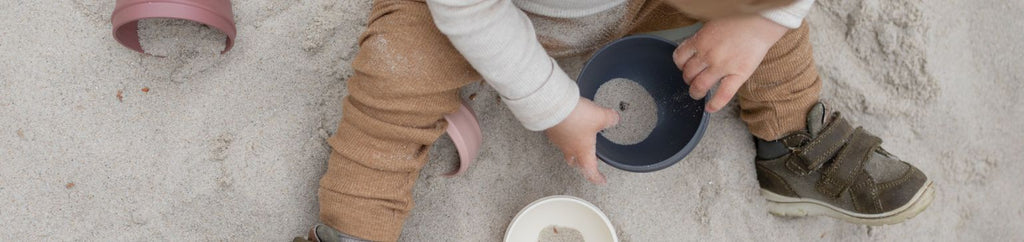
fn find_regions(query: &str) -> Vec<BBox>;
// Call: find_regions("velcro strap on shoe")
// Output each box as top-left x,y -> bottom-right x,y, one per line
849,172 -> 883,213
797,112 -> 855,171
817,128 -> 882,198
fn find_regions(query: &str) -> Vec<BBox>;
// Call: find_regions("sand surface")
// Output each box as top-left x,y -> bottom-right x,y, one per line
595,78 -> 658,145
2,0 -> 1023,241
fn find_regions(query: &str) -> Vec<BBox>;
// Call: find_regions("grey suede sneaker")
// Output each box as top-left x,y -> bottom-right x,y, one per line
754,103 -> 935,225
293,224 -> 369,242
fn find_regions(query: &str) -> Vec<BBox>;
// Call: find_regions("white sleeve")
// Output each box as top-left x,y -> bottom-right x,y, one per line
759,0 -> 816,29
426,0 -> 579,131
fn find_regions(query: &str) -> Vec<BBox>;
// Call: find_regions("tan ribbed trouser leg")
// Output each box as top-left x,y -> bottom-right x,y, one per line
317,0 -> 482,241
736,23 -> 821,140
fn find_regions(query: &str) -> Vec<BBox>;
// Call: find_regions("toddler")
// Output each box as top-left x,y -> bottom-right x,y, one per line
298,0 -> 935,241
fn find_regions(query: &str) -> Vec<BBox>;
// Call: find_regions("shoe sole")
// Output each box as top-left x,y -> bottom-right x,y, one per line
762,180 -> 935,226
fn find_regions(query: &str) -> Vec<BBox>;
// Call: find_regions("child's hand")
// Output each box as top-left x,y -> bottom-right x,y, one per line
672,15 -> 789,112
544,98 -> 619,185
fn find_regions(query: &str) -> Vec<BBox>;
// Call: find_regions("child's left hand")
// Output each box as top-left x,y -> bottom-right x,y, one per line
672,15 -> 790,112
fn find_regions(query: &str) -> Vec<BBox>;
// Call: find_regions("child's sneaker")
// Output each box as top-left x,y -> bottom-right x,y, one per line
293,224 -> 368,242
753,103 -> 935,225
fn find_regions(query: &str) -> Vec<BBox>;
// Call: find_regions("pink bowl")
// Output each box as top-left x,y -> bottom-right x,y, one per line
111,0 -> 237,55
443,101 -> 483,176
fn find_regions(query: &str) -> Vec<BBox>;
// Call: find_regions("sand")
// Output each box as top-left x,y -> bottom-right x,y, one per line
136,18 -> 228,84
537,225 -> 585,242
594,78 -> 658,145
138,18 -> 226,57
1,0 -> 1023,241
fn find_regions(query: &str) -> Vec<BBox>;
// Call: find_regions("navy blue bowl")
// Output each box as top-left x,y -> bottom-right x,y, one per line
578,35 -> 709,173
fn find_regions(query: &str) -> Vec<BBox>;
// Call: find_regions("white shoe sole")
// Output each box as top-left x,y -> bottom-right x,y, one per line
762,180 -> 935,226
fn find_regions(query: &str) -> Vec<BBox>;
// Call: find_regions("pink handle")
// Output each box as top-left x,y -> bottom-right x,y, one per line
443,101 -> 483,177
111,0 -> 237,55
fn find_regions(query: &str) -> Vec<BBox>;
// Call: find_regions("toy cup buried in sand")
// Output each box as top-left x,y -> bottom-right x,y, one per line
577,35 -> 710,173
111,0 -> 237,55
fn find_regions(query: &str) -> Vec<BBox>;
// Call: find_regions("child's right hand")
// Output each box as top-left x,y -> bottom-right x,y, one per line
672,15 -> 788,112
544,98 -> 619,185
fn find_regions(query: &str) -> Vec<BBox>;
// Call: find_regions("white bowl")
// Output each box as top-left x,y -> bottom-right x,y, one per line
504,195 -> 618,242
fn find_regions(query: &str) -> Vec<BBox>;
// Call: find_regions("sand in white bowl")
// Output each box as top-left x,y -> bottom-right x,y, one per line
537,225 -> 585,242
594,78 -> 658,145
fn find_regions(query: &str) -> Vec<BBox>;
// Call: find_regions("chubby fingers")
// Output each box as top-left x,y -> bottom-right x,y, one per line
579,98 -> 620,130
601,106 -> 620,130
673,41 -> 697,71
705,74 -> 746,113
683,59 -> 708,84
578,149 -> 607,185
674,42 -> 709,83
689,67 -> 725,100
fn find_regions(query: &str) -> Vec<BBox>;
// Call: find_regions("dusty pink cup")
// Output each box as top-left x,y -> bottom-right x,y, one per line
444,101 -> 483,176
111,0 -> 237,55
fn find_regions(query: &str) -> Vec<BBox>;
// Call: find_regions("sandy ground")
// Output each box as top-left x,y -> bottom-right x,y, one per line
2,0 -> 1023,241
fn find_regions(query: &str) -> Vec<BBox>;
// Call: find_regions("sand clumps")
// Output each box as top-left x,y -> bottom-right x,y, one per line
594,78 -> 658,145
814,0 -> 938,119
843,0 -> 938,103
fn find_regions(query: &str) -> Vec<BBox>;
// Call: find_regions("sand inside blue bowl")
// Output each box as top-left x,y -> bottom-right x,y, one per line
594,78 -> 657,145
